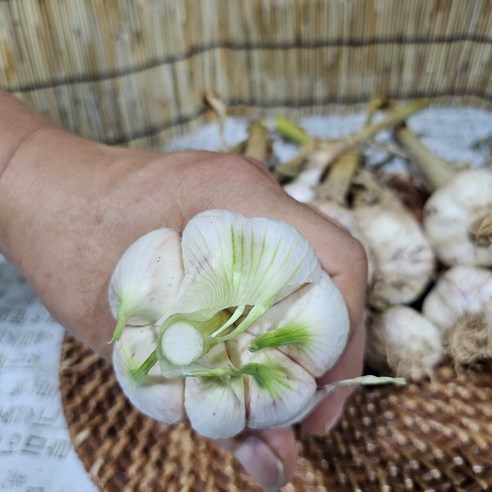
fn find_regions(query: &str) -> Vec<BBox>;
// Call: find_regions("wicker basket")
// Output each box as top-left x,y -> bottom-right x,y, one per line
2,1 -> 491,490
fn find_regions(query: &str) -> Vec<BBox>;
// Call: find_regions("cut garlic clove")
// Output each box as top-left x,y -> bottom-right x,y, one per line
174,209 -> 322,332
113,326 -> 185,423
109,228 -> 184,341
184,344 -> 246,439
247,272 -> 349,377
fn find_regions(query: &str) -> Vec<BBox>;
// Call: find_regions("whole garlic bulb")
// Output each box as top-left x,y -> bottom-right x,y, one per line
365,305 -> 444,381
311,199 -> 375,286
422,265 -> 492,367
423,169 -> 492,267
353,204 -> 435,309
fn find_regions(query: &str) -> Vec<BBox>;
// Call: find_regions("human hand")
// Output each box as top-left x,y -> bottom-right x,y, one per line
0,125 -> 366,490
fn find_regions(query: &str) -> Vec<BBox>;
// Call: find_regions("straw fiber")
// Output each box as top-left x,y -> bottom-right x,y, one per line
1,0 -> 492,149
60,335 -> 492,492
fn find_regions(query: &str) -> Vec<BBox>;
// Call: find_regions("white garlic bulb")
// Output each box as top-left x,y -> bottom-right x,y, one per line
422,265 -> 492,367
366,305 -> 444,381
423,169 -> 492,267
353,204 -> 435,309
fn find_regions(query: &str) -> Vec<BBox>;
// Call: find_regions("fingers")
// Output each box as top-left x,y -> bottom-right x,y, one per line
220,426 -> 297,491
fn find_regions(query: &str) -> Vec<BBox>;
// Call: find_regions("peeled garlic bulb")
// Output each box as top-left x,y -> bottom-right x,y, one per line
366,305 -> 444,381
353,204 -> 435,309
422,265 -> 492,367
423,169 -> 492,267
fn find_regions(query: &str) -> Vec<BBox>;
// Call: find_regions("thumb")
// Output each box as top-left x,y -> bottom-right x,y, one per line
220,427 -> 298,491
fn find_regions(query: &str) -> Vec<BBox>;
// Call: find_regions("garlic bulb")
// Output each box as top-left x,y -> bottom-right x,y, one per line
311,199 -> 375,285
352,203 -> 435,309
365,305 -> 444,381
395,124 -> 492,267
423,169 -> 492,267
422,265 -> 492,367
110,209 -> 351,439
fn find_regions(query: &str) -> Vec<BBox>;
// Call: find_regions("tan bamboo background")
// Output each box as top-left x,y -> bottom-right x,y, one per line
1,0 -> 491,149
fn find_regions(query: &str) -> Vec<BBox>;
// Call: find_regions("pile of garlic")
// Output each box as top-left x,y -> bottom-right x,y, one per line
270,100 -> 492,381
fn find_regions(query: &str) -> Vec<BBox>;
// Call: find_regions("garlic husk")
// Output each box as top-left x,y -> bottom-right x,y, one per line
113,326 -> 185,423
311,200 -> 375,286
366,306 -> 444,381
422,265 -> 492,367
108,228 -> 184,341
353,204 -> 435,309
423,169 -> 492,267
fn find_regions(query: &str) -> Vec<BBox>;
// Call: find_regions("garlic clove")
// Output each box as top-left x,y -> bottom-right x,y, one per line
183,343 -> 246,439
366,305 -> 444,381
174,209 -> 322,331
247,272 -> 349,377
235,333 -> 317,429
108,228 -> 184,341
423,169 -> 492,267
113,326 -> 185,423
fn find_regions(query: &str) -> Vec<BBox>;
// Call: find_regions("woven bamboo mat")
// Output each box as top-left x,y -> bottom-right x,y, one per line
60,334 -> 492,492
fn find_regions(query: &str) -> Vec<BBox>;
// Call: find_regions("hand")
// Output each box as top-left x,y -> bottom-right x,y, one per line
0,125 -> 367,490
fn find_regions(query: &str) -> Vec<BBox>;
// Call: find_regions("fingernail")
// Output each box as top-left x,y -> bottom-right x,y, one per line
233,435 -> 285,491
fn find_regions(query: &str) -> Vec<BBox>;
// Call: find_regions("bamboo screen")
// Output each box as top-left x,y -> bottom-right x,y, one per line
0,0 -> 491,149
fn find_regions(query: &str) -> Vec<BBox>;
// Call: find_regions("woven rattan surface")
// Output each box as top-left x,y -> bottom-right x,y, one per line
60,335 -> 492,491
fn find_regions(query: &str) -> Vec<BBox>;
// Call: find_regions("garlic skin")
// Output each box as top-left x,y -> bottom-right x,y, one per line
422,265 -> 492,367
108,228 -> 184,341
283,167 -> 323,203
423,169 -> 492,267
366,306 -> 444,381
352,204 -> 435,309
110,209 -> 351,439
113,326 -> 185,423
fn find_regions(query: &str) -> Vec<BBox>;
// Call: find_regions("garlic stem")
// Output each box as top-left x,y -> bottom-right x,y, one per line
283,374 -> 405,426
130,348 -> 158,381
249,323 -> 311,352
244,120 -> 270,163
395,124 -> 455,189
161,321 -> 205,366
210,305 -> 246,338
275,99 -> 428,178
275,116 -> 313,146
110,309 -> 127,343
317,150 -> 361,204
